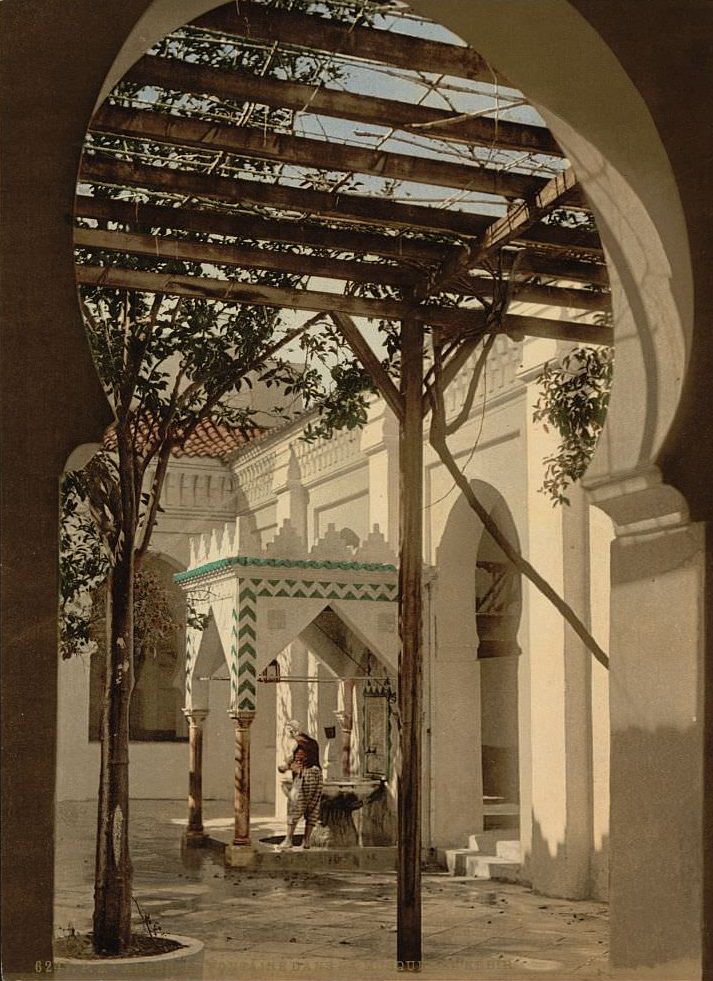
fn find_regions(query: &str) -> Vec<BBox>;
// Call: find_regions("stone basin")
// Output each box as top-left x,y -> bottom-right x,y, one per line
315,779 -> 385,848
321,779 -> 383,803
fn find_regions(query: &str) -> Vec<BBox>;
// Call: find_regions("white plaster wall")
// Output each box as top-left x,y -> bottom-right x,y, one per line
57,654 -> 192,801
308,467 -> 369,545
251,501 -> 278,548
313,493 -> 369,544
589,504 -> 613,900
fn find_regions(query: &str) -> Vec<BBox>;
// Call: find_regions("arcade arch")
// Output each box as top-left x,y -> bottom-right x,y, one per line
73,2 -> 702,973
2,2 -> 709,978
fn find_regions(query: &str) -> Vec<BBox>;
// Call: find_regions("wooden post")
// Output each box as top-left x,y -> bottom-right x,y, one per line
183,709 -> 208,846
230,710 -> 255,845
397,316 -> 424,968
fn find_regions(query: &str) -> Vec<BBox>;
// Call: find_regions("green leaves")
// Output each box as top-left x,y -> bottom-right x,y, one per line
533,343 -> 614,505
303,357 -> 377,441
59,472 -> 109,659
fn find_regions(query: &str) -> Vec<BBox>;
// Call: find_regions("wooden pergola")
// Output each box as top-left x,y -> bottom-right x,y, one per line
74,0 -> 611,965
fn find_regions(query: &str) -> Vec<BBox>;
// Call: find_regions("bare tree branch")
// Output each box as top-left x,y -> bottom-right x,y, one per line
444,332 -> 497,436
427,337 -> 609,670
135,439 -> 172,561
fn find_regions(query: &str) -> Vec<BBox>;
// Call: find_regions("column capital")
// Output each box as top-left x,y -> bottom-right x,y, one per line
229,709 -> 256,730
585,464 -> 689,538
334,708 -> 352,733
182,708 -> 208,726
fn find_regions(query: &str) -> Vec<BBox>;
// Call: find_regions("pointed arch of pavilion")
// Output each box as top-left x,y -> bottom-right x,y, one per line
178,523 -> 400,717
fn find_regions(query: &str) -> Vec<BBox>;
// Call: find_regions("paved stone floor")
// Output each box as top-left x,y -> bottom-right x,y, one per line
55,801 -> 609,980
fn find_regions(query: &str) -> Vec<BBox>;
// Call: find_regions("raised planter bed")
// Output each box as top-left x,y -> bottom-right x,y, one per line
54,934 -> 204,980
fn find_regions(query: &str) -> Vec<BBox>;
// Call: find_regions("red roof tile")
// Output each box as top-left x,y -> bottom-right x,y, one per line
103,416 -> 265,459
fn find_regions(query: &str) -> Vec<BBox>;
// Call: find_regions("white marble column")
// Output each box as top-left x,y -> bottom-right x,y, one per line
183,708 -> 209,846
519,338 -> 594,898
230,709 -> 255,846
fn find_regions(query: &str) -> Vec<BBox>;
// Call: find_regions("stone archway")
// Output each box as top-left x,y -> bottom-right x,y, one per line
3,4 -> 712,978
77,5 -> 706,972
432,480 -> 523,848
475,503 -> 522,812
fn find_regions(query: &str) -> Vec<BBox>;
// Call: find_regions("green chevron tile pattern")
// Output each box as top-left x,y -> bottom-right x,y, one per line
175,554 -> 397,584
252,577 -> 397,603
236,584 -> 257,711
187,571 -> 397,710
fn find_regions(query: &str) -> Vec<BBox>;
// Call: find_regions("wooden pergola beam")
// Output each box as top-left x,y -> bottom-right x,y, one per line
79,156 -> 490,239
75,263 -> 613,344
74,226 -> 609,312
126,53 -> 563,157
74,262 -> 481,330
417,165 -> 585,299
440,311 -> 612,346
91,104 -> 550,201
79,158 -> 602,254
75,195 -> 609,286
193,2 -> 502,85
74,194 -> 447,265
74,227 -> 419,290
329,312 -> 404,422
463,276 -> 609,313
473,165 -> 581,259
499,252 -> 608,287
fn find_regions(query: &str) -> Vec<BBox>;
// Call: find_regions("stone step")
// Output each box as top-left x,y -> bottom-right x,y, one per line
467,829 -> 518,852
484,810 -> 519,830
465,854 -> 523,882
444,848 -> 480,876
445,832 -> 521,876
496,838 -> 521,861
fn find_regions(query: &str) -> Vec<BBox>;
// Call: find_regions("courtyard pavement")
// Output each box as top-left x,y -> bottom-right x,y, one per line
55,800 -> 609,980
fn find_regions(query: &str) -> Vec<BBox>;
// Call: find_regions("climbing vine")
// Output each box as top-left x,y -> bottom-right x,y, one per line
533,340 -> 613,505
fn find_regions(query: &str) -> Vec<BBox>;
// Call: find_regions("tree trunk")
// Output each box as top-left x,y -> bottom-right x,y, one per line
92,529 -> 135,954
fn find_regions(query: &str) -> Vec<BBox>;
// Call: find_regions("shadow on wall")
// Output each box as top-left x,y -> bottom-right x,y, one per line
608,724 -> 702,971
526,722 -> 702,969
526,817 -> 609,905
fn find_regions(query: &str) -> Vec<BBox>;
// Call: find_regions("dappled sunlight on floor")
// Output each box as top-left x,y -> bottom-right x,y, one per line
55,800 -> 609,979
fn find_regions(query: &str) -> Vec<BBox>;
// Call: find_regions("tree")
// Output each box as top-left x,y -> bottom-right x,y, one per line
74,289 -> 329,952
68,2 -> 381,953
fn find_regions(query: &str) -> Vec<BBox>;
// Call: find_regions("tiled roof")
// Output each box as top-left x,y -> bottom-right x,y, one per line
103,416 -> 266,459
